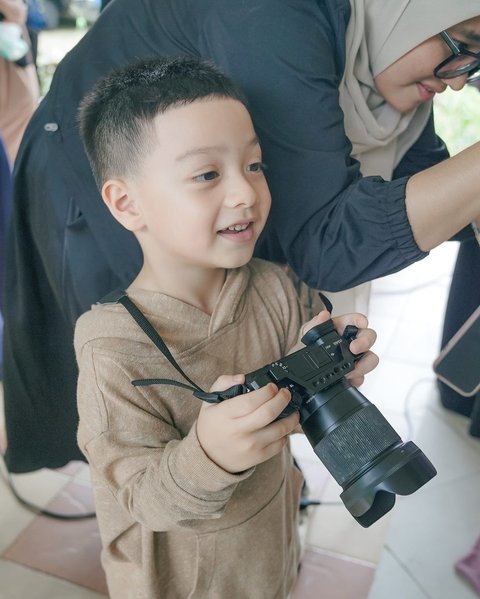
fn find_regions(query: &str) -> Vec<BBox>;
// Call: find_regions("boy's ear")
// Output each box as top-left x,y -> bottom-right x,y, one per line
101,179 -> 145,232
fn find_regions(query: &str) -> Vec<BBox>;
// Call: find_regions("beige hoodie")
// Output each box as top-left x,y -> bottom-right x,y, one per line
75,259 -> 305,599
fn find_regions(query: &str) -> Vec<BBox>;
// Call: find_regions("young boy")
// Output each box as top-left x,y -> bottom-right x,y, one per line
75,56 -> 376,599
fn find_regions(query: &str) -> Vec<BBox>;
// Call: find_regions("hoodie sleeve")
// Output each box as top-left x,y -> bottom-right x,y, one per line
76,343 -> 254,532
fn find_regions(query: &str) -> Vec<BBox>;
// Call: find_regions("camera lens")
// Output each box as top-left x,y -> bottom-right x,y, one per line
299,381 -> 436,527
238,318 -> 436,527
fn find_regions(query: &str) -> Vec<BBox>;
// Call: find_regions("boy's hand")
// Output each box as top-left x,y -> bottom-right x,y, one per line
196,374 -> 299,474
299,310 -> 379,388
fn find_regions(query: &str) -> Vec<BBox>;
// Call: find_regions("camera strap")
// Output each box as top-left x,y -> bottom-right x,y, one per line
99,289 -> 229,403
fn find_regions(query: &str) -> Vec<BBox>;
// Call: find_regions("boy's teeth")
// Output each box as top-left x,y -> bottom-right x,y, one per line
228,224 -> 248,231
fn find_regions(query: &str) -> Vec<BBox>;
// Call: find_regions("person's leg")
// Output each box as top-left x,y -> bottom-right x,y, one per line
469,396 -> 480,437
437,239 -> 480,422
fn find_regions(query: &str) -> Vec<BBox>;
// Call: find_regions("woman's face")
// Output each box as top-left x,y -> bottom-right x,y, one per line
374,16 -> 480,113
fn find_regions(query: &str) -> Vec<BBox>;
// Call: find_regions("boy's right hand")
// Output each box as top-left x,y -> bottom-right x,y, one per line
196,374 -> 299,474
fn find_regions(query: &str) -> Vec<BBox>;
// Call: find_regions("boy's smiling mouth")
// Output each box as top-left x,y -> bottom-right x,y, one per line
224,223 -> 249,232
217,221 -> 255,241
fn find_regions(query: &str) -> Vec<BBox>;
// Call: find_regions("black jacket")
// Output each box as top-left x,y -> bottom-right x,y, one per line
3,0 -> 449,471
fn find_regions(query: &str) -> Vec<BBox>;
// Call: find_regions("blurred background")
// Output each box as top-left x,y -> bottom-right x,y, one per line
35,0 -> 100,96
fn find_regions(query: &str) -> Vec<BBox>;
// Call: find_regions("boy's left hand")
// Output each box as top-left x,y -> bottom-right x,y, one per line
299,310 -> 379,388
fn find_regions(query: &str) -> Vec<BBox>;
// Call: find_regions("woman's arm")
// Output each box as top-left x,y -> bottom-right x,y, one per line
406,141 -> 480,251
392,106 -> 480,249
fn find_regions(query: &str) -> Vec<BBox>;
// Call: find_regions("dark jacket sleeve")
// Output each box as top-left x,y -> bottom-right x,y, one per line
202,0 -> 433,291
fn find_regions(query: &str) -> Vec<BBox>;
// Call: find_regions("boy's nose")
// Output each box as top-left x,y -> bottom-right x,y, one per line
225,176 -> 257,207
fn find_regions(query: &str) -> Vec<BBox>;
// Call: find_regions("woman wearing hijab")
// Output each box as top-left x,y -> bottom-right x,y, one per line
335,3 -> 480,436
3,0 -> 480,473
338,2 -> 480,434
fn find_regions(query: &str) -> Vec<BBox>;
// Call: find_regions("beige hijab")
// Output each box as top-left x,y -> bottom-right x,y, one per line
339,0 -> 480,180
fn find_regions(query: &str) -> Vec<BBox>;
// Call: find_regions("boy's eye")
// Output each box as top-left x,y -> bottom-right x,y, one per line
194,170 -> 219,182
247,162 -> 268,173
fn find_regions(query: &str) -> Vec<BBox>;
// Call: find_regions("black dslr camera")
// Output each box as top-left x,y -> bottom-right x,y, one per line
204,319 -> 437,527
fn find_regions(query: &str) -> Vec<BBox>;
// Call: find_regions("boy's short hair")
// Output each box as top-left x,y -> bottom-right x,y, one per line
78,56 -> 249,187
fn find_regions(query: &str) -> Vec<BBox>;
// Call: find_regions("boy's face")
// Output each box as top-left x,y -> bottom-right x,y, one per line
121,97 -> 271,274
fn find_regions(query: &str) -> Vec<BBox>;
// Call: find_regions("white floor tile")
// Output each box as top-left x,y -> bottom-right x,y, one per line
73,463 -> 92,485
7,469 -> 71,506
305,503 -> 392,564
406,406 -> 480,488
384,293 -> 450,369
0,474 -> 37,554
368,548 -> 430,599
0,559 -> 105,599
381,473 -> 480,599
363,314 -> 399,359
372,243 -> 458,295
367,289 -> 411,321
0,466 -> 70,553
428,399 -> 480,455
360,358 -> 435,416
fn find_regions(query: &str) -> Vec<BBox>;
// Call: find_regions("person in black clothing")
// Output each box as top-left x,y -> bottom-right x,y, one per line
438,237 -> 480,436
436,75 -> 480,435
4,0 -> 480,472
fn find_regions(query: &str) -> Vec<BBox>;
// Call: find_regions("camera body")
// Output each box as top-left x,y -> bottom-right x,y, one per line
242,321 -> 361,423
212,320 -> 360,413
207,319 -> 436,527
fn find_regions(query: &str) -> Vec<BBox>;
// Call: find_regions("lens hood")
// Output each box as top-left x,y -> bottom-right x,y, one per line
340,441 -> 437,527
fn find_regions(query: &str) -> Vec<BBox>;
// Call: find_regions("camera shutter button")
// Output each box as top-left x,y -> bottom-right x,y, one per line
342,325 -> 358,342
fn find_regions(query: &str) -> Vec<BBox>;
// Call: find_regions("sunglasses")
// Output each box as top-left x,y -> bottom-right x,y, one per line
434,30 -> 480,81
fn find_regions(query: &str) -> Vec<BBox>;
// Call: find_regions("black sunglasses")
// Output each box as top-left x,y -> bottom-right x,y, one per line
434,30 -> 480,81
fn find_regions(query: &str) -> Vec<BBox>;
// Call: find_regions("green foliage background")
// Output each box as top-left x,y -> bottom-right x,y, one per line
434,85 -> 480,155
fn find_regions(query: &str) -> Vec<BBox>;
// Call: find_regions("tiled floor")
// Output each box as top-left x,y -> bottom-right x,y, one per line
1,241 -> 479,598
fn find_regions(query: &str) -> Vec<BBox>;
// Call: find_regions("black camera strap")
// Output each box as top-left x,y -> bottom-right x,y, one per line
99,289 -> 229,403
99,289 -> 340,405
